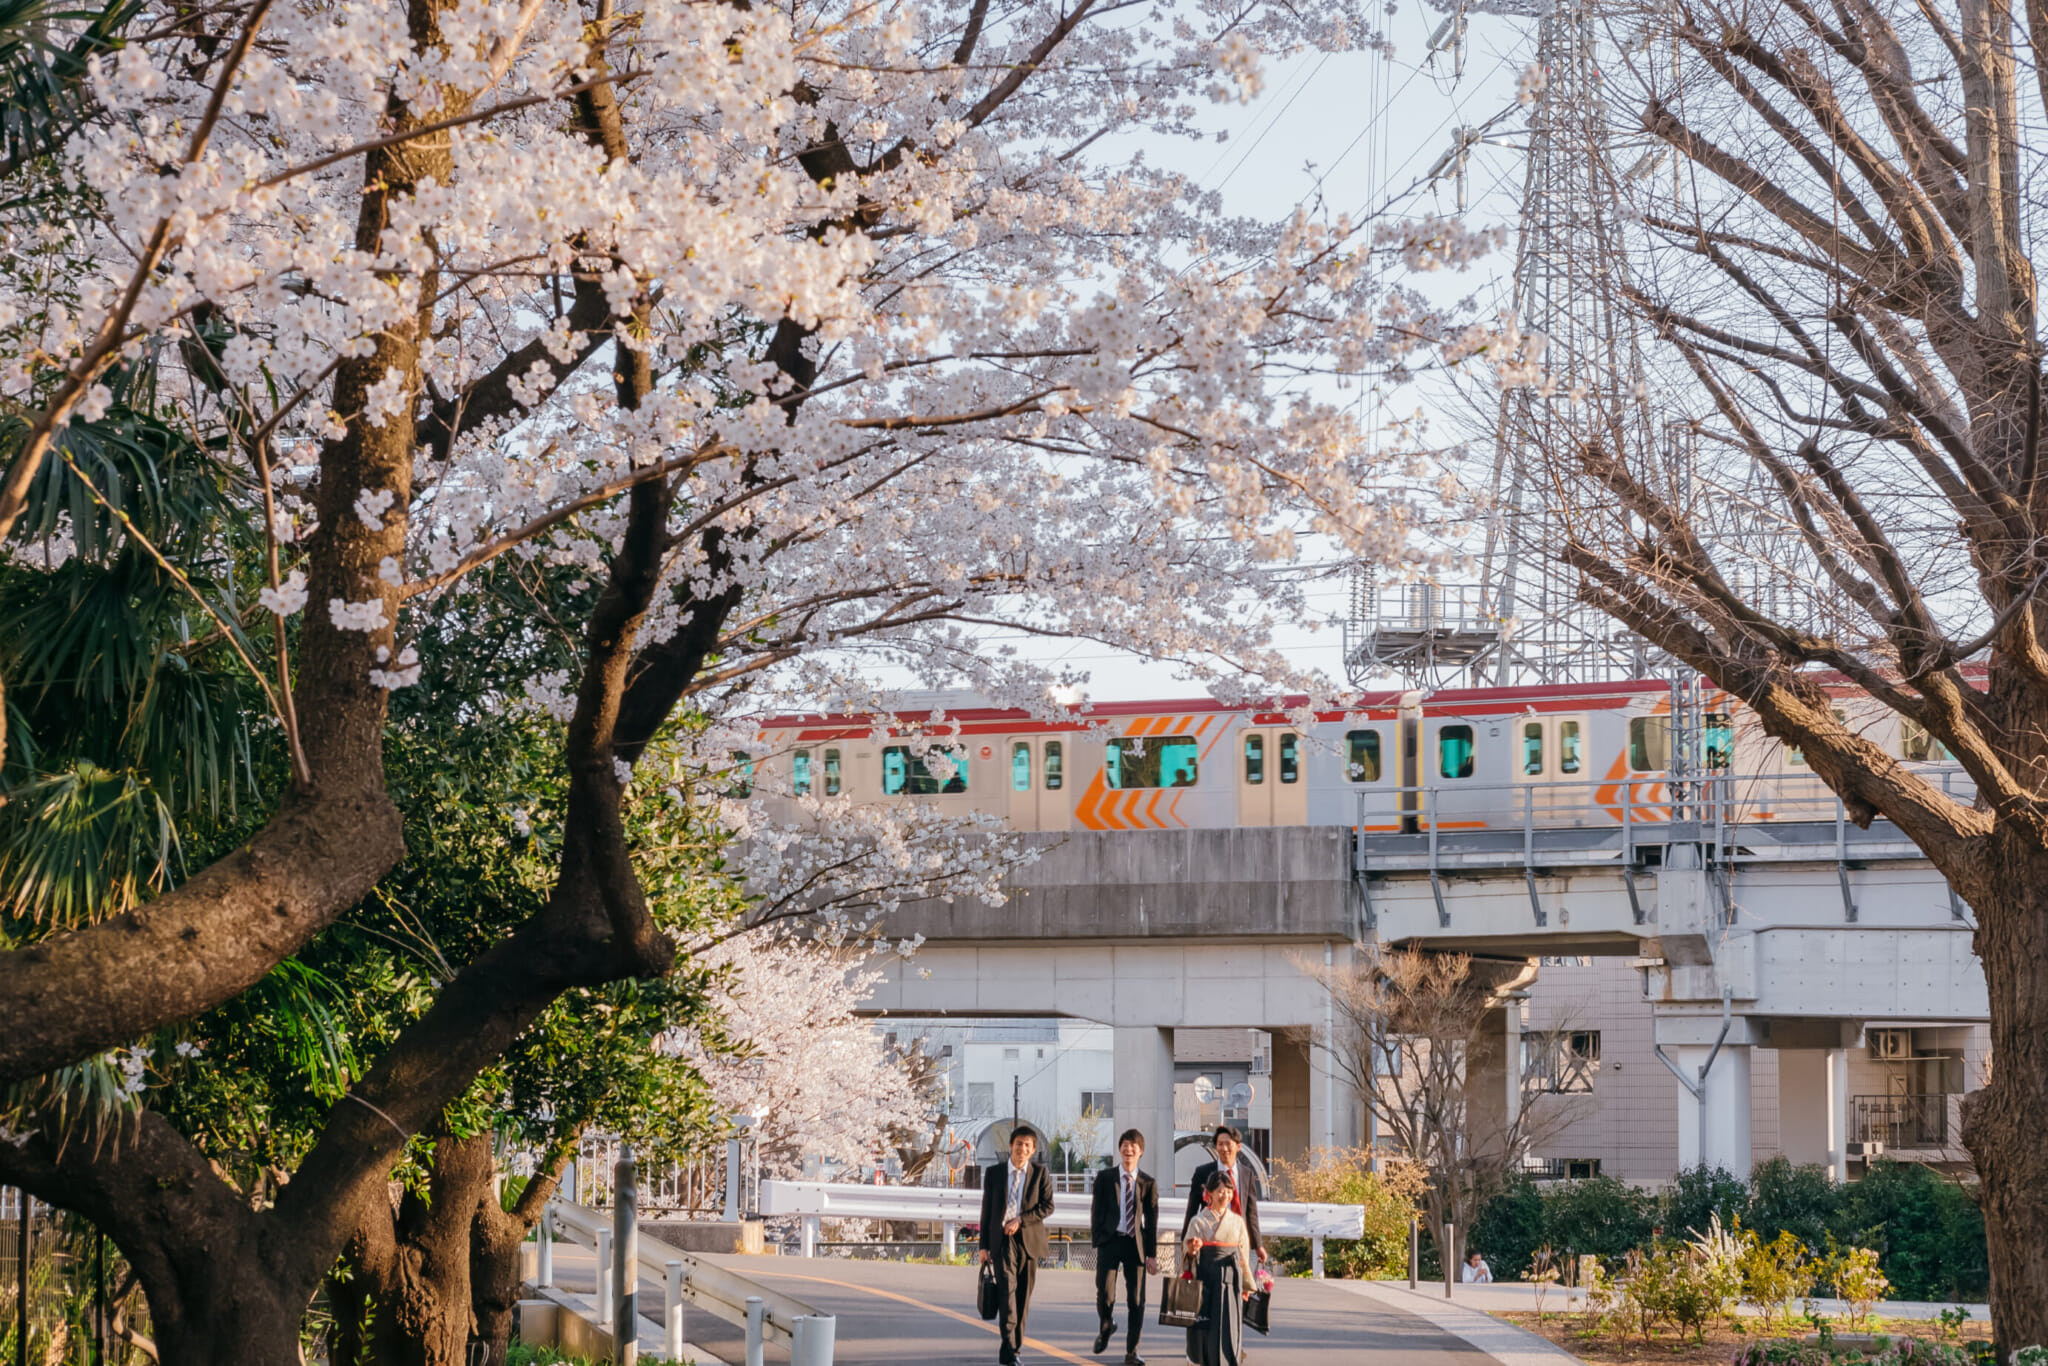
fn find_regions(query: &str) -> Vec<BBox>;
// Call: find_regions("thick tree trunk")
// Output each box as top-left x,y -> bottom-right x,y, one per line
336,1131 -> 496,1366
471,1147 -> 568,1366
1958,835 -> 2048,1359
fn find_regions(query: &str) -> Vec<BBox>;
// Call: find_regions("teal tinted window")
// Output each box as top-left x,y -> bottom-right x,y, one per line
1243,733 -> 1264,785
1705,713 -> 1733,771
1559,722 -> 1582,774
1279,732 -> 1299,784
1438,725 -> 1475,779
1522,723 -> 1543,776
1345,729 -> 1381,782
1044,741 -> 1063,790
793,748 -> 812,795
823,748 -> 841,795
727,751 -> 754,798
1108,736 -> 1199,789
1011,742 -> 1031,792
882,745 -> 968,795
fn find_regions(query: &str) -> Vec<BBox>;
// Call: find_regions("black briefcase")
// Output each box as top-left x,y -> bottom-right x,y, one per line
1158,1273 -> 1205,1328
1244,1287 -> 1271,1336
978,1262 -> 1000,1321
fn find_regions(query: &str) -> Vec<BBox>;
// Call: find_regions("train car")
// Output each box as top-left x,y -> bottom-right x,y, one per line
747,676 -> 1963,836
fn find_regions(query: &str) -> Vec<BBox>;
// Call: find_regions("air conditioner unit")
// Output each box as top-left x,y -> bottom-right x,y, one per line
1847,1140 -> 1885,1158
1868,1029 -> 1911,1061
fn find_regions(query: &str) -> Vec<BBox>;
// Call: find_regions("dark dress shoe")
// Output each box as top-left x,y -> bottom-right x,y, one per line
1094,1324 -> 1113,1353
1122,1355 -> 1146,1365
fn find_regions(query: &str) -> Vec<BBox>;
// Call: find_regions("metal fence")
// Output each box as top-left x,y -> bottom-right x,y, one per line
1852,1094 -> 1953,1149
553,1132 -> 757,1218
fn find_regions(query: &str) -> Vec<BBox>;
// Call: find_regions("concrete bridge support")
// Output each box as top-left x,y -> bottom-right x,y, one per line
1670,1041 -> 1753,1176
1113,1026 -> 1176,1171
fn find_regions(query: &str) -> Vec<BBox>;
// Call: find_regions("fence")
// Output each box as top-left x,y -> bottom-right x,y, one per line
562,1132 -> 757,1220
1852,1094 -> 1953,1150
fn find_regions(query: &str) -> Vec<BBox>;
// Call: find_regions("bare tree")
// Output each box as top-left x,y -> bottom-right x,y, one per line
1509,0 -> 2048,1342
1291,947 -> 1579,1258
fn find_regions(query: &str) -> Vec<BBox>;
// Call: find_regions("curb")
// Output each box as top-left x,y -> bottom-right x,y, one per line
1335,1280 -> 1586,1365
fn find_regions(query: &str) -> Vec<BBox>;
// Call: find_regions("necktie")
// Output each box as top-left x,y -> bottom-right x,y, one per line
1123,1175 -> 1136,1235
1230,1163 -> 1243,1215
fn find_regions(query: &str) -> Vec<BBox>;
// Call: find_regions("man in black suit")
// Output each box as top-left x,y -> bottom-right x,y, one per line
1181,1124 -> 1267,1266
979,1124 -> 1054,1365
1089,1128 -> 1159,1363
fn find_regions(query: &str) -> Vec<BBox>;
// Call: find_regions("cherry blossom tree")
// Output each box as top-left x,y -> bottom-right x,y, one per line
0,0 -> 1506,1358
673,931 -> 929,1181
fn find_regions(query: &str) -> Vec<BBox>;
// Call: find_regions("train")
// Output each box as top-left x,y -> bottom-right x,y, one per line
747,677 -> 1964,834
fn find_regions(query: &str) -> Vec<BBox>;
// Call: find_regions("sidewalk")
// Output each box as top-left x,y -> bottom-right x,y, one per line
1336,1281 -> 1584,1365
1374,1278 -> 1990,1323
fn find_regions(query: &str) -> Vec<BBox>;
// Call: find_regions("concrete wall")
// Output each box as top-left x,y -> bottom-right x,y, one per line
876,826 -> 1356,944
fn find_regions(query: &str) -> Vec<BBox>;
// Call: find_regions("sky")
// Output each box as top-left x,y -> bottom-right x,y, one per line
877,6 -> 1546,705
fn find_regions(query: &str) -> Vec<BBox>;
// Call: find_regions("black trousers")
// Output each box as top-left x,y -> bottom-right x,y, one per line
996,1238 -> 1037,1358
1095,1233 -> 1147,1353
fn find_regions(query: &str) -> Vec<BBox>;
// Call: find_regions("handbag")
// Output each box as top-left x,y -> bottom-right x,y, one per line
978,1262 -> 1000,1321
1243,1287 -> 1271,1336
1158,1272 -> 1205,1329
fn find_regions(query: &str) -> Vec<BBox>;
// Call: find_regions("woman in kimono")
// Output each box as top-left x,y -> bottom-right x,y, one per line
1179,1168 -> 1254,1366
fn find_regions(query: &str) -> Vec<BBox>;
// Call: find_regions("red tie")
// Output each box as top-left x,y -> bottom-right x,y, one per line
1230,1169 -> 1242,1214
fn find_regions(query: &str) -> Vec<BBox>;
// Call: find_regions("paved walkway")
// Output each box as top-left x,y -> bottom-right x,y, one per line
682,1256 -> 1529,1365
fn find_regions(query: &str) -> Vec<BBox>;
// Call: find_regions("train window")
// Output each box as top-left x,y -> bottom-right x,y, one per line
1011,742 -> 1032,791
1109,735 -> 1199,788
1345,729 -> 1382,782
882,745 -> 968,795
726,751 -> 754,798
793,748 -> 812,796
1243,733 -> 1265,785
1902,719 -> 1948,762
1628,717 -> 1670,772
1705,713 -> 1733,770
1045,740 -> 1063,789
1438,725 -> 1475,779
1279,732 -> 1300,784
823,748 -> 841,796
1560,721 -> 1582,774
1522,722 -> 1544,776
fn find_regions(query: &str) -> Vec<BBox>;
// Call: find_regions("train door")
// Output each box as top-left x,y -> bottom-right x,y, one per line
1006,736 -> 1071,831
1512,714 -> 1588,821
1239,727 -> 1306,826
1396,695 -> 1424,831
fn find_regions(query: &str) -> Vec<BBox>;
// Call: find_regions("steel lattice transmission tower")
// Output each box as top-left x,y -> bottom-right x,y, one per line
1346,0 -> 1664,689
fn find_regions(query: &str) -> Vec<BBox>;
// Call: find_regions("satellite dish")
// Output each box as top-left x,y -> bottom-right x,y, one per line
1227,1083 -> 1253,1111
1193,1077 -> 1218,1103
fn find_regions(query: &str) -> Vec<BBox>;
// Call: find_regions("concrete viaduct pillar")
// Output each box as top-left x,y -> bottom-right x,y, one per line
1113,1026 -> 1175,1179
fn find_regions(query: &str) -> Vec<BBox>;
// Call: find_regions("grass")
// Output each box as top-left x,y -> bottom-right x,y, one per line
1494,1311 -> 1994,1365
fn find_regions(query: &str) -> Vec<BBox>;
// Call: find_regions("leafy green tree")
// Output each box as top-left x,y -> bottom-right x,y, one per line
1665,1165 -> 1750,1242
1745,1157 -> 1840,1255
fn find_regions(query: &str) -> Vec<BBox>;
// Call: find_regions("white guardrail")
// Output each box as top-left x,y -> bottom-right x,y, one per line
544,1198 -> 834,1362
758,1180 -> 1366,1278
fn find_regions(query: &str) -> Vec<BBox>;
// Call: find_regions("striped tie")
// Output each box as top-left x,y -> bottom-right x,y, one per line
1123,1176 -> 1136,1234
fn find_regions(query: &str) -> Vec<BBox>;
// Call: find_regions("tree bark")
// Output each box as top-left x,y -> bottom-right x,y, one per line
469,1150 -> 563,1366
1956,834 -> 2048,1357
332,1130 -> 494,1366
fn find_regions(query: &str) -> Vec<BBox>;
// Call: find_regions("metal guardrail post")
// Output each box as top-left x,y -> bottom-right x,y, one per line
596,1227 -> 614,1329
616,1145 -> 639,1365
664,1261 -> 684,1361
724,1137 -> 743,1222
745,1296 -> 766,1366
1311,1235 -> 1325,1279
1442,1222 -> 1455,1299
801,1215 -> 819,1258
537,1205 -> 554,1288
1408,1218 -> 1418,1290
941,1221 -> 957,1260
791,1315 -> 837,1366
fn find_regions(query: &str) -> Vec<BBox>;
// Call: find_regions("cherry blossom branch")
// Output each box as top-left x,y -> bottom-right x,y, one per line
0,0 -> 276,545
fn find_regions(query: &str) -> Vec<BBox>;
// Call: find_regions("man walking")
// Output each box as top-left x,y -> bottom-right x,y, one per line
1182,1125 -> 1266,1266
1090,1129 -> 1159,1363
980,1124 -> 1054,1365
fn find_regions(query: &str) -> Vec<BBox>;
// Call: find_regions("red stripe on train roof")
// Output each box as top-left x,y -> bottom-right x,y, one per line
758,678 -> 1677,733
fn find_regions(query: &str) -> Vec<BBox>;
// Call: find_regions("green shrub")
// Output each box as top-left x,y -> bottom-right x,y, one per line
1540,1174 -> 1657,1265
1739,1227 -> 1816,1330
1666,1163 -> 1750,1239
1836,1160 -> 1988,1302
1267,1147 -> 1425,1279
1748,1156 -> 1841,1251
1468,1176 -> 1544,1281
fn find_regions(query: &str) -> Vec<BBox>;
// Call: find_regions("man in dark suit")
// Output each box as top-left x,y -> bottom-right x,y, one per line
1089,1128 -> 1159,1363
1181,1124 -> 1266,1266
979,1124 -> 1054,1365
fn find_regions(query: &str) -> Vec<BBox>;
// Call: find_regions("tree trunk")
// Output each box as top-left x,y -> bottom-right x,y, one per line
470,1146 -> 568,1366
335,1131 -> 496,1366
1958,835 -> 2048,1359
